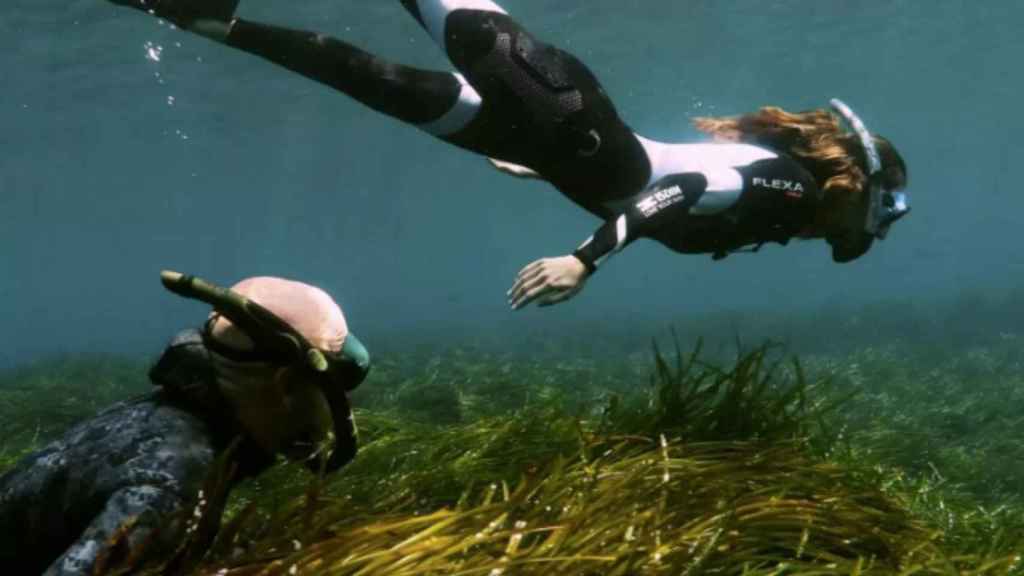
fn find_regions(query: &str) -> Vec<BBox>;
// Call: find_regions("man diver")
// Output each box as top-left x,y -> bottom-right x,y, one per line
0,271 -> 370,576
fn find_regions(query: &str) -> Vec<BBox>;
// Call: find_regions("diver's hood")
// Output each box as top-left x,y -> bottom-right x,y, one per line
149,327 -> 221,409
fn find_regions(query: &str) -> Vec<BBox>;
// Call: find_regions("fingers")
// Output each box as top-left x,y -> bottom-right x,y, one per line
508,267 -> 543,298
511,282 -> 554,310
509,273 -> 549,309
508,256 -> 588,310
507,259 -> 547,300
508,271 -> 545,304
516,259 -> 545,282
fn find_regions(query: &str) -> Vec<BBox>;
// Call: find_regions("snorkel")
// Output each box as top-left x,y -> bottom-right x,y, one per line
159,271 -> 370,391
829,99 -> 910,240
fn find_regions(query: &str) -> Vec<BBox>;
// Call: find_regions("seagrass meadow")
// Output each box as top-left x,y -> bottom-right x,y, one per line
2,292 -> 1024,575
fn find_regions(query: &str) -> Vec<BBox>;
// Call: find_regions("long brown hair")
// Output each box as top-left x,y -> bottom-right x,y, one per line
693,106 -> 906,234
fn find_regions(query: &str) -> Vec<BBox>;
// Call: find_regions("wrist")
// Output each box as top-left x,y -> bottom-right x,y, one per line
571,252 -> 595,276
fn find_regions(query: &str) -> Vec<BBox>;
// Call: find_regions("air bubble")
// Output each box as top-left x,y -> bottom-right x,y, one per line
144,42 -> 163,63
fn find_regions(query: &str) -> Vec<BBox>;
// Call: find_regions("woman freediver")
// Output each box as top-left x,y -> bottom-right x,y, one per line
106,0 -> 910,309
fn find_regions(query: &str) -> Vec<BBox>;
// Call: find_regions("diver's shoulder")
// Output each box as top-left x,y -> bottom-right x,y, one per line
672,141 -> 780,167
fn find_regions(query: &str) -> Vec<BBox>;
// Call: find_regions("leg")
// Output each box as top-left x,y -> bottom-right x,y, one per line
228,1 -> 648,199
224,20 -> 473,129
395,0 -> 584,145
223,19 -> 559,163
107,0 -> 487,142
109,0 -> 649,198
398,0 -> 651,200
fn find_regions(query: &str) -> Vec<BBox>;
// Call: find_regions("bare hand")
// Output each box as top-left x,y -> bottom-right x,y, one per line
507,255 -> 589,310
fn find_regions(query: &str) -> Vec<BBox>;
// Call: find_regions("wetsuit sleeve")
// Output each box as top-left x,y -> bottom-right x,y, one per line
572,173 -> 709,273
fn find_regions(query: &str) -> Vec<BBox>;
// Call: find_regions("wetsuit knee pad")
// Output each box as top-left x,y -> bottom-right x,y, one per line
445,11 -> 580,104
445,10 -> 606,155
511,33 -> 574,92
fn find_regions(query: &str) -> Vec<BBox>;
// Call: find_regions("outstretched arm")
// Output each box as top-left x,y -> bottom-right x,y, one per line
508,173 -> 711,309
576,173 -> 711,272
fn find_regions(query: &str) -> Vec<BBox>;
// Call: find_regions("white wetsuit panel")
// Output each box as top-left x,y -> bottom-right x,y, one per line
635,135 -> 779,215
417,73 -> 483,136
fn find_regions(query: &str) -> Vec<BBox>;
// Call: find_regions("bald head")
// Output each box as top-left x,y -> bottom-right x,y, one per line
206,276 -> 349,356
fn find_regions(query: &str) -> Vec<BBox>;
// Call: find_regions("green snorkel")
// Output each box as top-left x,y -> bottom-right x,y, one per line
160,270 -> 370,390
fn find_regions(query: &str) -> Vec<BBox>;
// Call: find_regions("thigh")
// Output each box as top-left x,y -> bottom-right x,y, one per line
445,11 -> 616,147
440,10 -> 650,204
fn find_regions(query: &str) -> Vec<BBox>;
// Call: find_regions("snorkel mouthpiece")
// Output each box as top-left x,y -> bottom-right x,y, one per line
828,99 -> 910,240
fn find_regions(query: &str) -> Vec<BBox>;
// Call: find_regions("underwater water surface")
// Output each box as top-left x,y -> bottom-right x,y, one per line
1,0 -> 1023,365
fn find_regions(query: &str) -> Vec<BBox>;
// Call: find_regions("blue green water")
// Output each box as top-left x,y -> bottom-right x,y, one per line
1,1 -> 1022,366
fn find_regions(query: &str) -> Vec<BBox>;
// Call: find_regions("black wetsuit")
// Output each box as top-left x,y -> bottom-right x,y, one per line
120,0 -> 823,269
0,329 -> 357,576
0,390 -> 255,576
571,156 -> 820,270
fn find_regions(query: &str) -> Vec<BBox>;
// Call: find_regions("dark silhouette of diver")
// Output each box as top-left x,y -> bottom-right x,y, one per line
106,0 -> 910,309
0,272 -> 370,575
